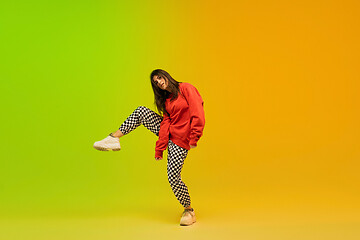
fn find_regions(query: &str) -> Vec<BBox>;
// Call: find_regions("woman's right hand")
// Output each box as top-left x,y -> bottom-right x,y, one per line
155,157 -> 163,161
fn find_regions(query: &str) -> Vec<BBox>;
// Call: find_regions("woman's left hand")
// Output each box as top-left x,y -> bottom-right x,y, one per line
190,145 -> 196,149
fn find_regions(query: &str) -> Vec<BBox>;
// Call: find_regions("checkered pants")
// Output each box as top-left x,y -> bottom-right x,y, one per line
119,106 -> 191,208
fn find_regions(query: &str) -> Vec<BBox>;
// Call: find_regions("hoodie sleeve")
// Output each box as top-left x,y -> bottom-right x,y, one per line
155,112 -> 171,158
181,83 -> 205,146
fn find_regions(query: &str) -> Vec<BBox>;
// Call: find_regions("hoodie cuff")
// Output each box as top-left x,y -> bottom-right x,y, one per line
155,150 -> 163,159
189,138 -> 198,147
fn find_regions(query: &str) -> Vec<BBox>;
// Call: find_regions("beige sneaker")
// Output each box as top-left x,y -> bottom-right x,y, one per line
93,134 -> 121,151
180,208 -> 196,226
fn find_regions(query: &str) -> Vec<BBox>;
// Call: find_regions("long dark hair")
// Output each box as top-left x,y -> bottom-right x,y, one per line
150,69 -> 182,117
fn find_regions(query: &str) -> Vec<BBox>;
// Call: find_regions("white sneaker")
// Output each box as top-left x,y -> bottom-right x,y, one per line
93,134 -> 121,151
180,208 -> 196,226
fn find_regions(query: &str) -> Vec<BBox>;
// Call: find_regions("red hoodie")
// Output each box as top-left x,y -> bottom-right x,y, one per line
155,82 -> 205,159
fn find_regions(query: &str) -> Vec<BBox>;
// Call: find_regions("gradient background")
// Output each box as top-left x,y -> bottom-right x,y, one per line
1,0 -> 360,239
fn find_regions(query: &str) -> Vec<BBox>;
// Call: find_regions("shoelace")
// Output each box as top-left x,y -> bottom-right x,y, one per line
109,133 -> 119,140
182,208 -> 194,215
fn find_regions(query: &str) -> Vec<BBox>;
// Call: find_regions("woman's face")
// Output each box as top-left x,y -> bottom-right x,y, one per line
153,75 -> 169,91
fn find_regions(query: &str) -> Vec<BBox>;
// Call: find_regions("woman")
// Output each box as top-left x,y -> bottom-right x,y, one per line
93,69 -> 205,226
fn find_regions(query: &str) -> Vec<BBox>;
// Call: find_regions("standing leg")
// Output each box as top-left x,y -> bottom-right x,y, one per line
167,140 -> 196,226
167,140 -> 191,208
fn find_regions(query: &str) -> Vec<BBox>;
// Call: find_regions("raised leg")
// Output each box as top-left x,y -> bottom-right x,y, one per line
118,106 -> 163,137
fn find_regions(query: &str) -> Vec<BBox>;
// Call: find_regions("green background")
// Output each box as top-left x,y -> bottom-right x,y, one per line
1,1 -> 187,217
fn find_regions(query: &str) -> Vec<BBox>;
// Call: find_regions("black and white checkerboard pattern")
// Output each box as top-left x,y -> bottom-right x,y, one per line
119,106 -> 191,208
167,139 -> 191,207
119,106 -> 163,136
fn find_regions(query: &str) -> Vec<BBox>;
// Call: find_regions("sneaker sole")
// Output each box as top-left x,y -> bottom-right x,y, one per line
93,146 -> 121,151
180,219 -> 196,226
180,217 -> 196,226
